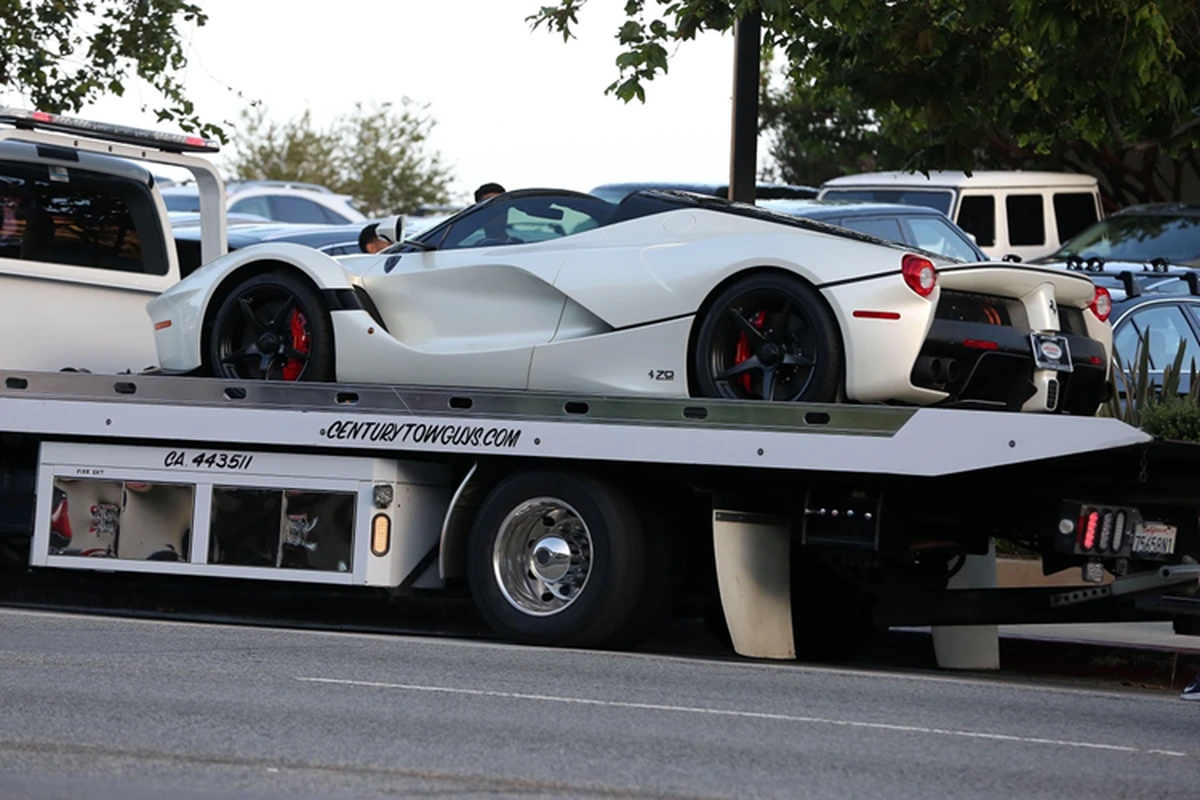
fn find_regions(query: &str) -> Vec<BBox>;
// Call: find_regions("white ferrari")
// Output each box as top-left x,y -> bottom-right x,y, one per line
147,189 -> 1113,414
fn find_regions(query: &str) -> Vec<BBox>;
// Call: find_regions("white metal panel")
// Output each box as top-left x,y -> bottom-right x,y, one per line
33,442 -> 452,587
4,398 -> 1151,478
0,271 -> 163,374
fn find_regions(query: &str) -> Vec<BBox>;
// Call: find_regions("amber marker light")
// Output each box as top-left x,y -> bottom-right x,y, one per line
370,513 -> 391,557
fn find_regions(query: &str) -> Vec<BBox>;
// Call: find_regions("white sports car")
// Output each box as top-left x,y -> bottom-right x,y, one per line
147,189 -> 1113,413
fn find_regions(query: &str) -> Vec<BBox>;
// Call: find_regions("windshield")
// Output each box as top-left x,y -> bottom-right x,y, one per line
819,188 -> 954,214
1050,214 -> 1200,265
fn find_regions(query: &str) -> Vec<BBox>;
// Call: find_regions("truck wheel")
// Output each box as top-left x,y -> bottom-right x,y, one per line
208,271 -> 334,382
467,471 -> 647,648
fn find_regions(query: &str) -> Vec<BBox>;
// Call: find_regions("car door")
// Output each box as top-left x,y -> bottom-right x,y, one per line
0,160 -> 177,374
357,194 -> 607,387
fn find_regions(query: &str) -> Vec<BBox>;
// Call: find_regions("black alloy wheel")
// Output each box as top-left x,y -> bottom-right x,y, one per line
694,273 -> 842,402
209,271 -> 334,382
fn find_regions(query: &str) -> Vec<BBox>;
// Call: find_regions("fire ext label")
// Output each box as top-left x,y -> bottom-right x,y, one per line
320,419 -> 522,448
163,450 -> 255,470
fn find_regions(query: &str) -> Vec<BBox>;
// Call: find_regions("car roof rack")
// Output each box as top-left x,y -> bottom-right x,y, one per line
1062,255 -> 1200,298
0,107 -> 219,154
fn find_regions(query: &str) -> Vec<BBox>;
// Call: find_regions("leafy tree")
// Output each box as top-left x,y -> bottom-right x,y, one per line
530,1 -> 1200,206
226,101 -> 454,217
0,0 -> 217,137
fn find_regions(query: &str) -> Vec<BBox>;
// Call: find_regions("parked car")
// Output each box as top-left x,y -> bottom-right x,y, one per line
1033,203 -> 1200,268
172,221 -> 368,275
591,181 -> 818,204
147,189 -> 1111,414
818,171 -> 1103,262
161,181 -> 366,225
1035,254 -> 1200,396
758,199 -> 986,262
1111,286 -> 1200,392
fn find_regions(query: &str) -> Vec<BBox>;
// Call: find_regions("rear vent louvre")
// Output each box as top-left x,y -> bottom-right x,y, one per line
1046,378 -> 1060,411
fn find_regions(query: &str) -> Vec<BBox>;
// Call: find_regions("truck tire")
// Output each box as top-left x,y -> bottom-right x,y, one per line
467,470 -> 648,648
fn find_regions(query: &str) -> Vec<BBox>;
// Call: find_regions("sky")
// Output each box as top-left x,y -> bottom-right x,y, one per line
9,1 -> 769,204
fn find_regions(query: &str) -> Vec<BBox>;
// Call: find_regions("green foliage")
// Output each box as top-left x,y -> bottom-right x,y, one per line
529,1 -> 1200,205
0,0 -> 220,139
1140,395 -> 1200,442
1105,327 -> 1200,441
226,102 -> 454,217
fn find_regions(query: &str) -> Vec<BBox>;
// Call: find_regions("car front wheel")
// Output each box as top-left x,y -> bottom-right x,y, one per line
208,271 -> 334,381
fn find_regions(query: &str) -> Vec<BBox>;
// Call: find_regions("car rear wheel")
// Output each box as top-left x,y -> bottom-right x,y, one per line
694,273 -> 842,402
208,271 -> 334,382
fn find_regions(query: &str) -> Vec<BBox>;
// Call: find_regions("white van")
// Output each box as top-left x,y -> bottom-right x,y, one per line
817,171 -> 1103,262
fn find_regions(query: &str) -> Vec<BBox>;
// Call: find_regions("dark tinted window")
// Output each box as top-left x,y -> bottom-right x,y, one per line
1051,214 -> 1200,264
228,196 -> 271,219
162,192 -> 200,212
903,216 -> 983,261
1006,194 -> 1046,246
1112,317 -> 1141,366
433,193 -> 612,251
957,195 -> 995,247
269,196 -> 338,224
1053,192 -> 1099,242
838,216 -> 904,242
820,188 -> 953,214
0,161 -> 167,274
1125,305 -> 1199,370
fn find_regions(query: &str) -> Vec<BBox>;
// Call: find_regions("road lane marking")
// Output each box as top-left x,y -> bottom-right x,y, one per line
295,676 -> 1188,758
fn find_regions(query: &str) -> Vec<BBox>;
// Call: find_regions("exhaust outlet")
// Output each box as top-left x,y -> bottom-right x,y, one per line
914,356 -> 945,387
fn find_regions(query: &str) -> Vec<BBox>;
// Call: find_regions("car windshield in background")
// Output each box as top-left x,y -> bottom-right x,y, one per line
1050,213 -> 1200,265
817,188 -> 954,214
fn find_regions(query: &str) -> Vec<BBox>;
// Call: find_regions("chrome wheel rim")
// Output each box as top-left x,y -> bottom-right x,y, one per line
492,497 -> 593,617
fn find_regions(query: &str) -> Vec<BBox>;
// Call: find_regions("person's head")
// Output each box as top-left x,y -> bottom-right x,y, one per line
474,182 -> 505,204
358,223 -> 388,254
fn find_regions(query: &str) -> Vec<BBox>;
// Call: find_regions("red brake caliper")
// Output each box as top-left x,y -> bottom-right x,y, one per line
282,309 -> 310,381
733,311 -> 767,393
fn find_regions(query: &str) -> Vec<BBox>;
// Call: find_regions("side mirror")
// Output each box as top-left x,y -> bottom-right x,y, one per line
1002,253 -> 1022,263
375,214 -> 406,245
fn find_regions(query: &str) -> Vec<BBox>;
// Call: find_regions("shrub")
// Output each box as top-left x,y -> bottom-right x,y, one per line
1140,395 -> 1200,441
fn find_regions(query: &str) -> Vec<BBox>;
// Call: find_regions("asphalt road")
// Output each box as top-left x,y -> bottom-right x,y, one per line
0,608 -> 1197,800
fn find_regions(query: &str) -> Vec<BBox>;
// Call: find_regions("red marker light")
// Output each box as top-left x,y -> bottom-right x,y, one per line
1083,510 -> 1099,550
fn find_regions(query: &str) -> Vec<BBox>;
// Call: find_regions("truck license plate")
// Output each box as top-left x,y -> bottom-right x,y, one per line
1131,522 -> 1177,555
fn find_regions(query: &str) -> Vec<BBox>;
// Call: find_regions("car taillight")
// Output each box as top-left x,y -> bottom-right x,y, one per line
1089,285 -> 1112,322
901,254 -> 937,297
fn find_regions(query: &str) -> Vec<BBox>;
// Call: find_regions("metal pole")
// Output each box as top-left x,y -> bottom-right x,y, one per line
729,8 -> 761,203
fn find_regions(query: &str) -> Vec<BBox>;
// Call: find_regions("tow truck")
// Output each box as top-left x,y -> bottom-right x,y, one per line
1,110 -> 1198,661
